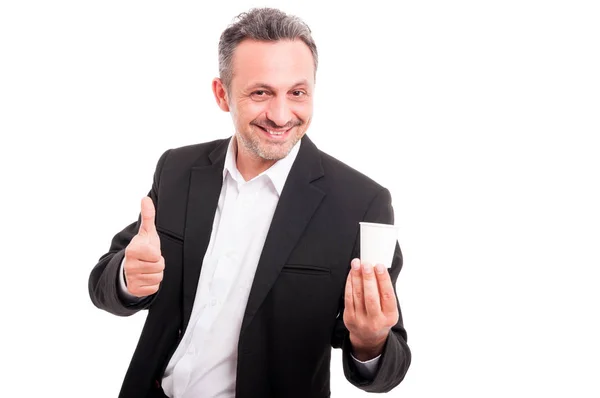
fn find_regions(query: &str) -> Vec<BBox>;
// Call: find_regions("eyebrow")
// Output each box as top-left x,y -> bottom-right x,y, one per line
246,80 -> 309,91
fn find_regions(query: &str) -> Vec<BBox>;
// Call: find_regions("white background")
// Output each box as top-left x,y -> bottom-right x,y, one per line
1,1 -> 599,397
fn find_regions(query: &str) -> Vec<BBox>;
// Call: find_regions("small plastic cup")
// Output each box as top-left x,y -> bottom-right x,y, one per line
359,222 -> 399,268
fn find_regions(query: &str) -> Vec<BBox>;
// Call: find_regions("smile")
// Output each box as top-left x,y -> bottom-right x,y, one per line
257,126 -> 292,138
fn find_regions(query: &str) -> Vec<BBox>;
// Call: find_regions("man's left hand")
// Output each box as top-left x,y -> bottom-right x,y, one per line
343,258 -> 399,361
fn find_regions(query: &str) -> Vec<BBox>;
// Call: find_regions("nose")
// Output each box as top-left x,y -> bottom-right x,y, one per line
266,96 -> 292,127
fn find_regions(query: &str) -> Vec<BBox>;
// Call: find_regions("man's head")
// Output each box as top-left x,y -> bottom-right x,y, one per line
212,8 -> 318,164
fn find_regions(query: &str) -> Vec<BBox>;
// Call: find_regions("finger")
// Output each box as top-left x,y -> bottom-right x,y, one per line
344,272 -> 355,319
136,271 -> 164,287
375,264 -> 399,316
134,284 -> 160,297
361,262 -> 381,316
139,196 -> 157,236
125,240 -> 162,263
134,257 -> 165,274
126,273 -> 161,289
124,255 -> 164,278
351,258 -> 365,314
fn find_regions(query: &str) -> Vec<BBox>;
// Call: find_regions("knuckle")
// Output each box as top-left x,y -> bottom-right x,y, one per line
343,312 -> 355,327
381,290 -> 395,301
124,260 -> 137,273
151,263 -> 164,274
358,320 -> 371,333
151,249 -> 162,262
150,273 -> 162,285
124,245 -> 136,258
367,322 -> 381,335
126,246 -> 144,261
147,245 -> 160,260
365,295 -> 379,307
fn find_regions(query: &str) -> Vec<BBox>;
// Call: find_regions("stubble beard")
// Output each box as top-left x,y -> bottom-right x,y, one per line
237,125 -> 303,161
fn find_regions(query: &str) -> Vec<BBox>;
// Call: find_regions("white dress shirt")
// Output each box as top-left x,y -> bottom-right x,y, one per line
120,136 -> 379,398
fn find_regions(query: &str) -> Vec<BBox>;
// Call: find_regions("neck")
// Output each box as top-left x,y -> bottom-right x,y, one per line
234,138 -> 276,181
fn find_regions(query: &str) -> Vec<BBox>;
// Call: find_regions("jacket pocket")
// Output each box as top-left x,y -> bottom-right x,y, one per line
156,227 -> 184,244
281,264 -> 331,276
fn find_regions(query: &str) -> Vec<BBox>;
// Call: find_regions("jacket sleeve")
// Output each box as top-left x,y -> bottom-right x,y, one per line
332,187 -> 412,392
88,149 -> 170,316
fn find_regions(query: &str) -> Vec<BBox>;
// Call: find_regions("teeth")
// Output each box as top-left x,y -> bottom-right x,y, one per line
267,129 -> 285,135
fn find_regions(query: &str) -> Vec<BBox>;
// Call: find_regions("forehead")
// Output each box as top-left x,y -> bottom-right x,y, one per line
230,39 -> 315,89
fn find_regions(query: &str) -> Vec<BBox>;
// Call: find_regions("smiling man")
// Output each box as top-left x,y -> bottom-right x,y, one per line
89,8 -> 411,398
214,38 -> 313,178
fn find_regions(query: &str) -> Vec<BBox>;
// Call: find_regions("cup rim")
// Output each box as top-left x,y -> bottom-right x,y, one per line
359,222 -> 398,229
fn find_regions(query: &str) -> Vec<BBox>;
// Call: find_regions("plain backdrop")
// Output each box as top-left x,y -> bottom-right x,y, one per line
1,1 -> 599,397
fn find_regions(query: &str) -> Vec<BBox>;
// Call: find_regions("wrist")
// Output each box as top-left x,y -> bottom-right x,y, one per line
349,333 -> 387,361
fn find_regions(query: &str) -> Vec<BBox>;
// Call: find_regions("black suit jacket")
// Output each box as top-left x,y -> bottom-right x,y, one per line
89,135 -> 411,398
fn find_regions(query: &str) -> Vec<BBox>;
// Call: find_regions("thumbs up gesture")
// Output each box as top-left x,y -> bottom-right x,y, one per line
123,197 -> 165,297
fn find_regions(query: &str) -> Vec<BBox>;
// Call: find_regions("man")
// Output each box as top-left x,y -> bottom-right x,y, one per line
89,7 -> 411,398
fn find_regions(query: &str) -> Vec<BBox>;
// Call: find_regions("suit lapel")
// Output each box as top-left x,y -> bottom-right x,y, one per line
240,136 -> 326,335
182,139 -> 229,332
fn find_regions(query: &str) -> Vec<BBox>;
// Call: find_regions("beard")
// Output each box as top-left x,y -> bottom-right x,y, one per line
237,117 -> 305,161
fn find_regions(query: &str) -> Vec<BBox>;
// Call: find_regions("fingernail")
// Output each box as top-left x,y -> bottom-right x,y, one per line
352,259 -> 361,270
363,263 -> 373,274
375,264 -> 385,274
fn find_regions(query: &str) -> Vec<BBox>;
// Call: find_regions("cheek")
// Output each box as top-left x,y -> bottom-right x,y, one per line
237,101 -> 268,124
292,102 -> 313,122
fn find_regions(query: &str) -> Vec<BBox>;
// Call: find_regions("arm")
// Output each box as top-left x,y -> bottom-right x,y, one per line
88,149 -> 170,316
331,188 -> 411,392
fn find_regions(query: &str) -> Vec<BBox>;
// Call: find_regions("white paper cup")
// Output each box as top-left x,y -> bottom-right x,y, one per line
359,222 -> 399,268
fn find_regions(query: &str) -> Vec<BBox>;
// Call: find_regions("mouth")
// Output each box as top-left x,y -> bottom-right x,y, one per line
255,125 -> 293,140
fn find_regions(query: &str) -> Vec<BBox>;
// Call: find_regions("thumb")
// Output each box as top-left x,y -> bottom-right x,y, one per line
139,196 -> 157,237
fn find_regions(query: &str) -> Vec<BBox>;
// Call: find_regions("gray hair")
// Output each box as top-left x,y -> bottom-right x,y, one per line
218,8 -> 318,91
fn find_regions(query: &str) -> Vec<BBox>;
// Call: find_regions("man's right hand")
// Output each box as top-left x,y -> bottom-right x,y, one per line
123,197 -> 164,297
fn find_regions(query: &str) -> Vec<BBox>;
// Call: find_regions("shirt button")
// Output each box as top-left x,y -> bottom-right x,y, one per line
210,298 -> 218,307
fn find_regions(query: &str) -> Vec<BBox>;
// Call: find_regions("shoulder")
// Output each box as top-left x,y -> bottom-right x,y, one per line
165,138 -> 229,164
154,137 -> 229,172
316,148 -> 387,198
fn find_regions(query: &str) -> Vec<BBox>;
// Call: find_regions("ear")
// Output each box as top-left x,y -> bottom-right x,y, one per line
212,78 -> 230,112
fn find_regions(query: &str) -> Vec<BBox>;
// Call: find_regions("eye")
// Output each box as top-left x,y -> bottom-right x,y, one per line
291,90 -> 306,97
250,90 -> 271,101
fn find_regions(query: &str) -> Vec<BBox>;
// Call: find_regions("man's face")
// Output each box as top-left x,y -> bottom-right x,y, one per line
222,39 -> 315,162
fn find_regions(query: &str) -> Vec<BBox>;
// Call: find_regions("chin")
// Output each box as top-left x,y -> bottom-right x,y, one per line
238,128 -> 303,161
256,144 -> 293,161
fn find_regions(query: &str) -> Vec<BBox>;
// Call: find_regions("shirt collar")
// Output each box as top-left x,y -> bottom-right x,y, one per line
223,135 -> 302,196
